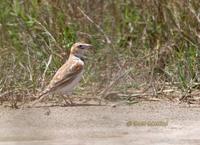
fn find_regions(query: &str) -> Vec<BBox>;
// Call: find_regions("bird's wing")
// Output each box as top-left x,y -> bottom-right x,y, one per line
47,60 -> 84,92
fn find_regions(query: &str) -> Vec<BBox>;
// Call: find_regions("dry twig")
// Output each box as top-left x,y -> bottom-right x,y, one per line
77,7 -> 111,44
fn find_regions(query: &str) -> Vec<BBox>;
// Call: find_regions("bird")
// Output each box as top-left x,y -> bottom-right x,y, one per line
28,42 -> 92,107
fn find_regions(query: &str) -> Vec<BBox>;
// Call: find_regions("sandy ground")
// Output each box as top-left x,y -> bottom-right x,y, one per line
0,101 -> 200,145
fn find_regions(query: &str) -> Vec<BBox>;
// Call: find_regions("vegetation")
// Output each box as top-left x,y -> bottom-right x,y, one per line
0,0 -> 200,106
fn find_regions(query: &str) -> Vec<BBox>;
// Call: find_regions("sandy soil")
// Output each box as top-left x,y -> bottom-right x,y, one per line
0,101 -> 200,145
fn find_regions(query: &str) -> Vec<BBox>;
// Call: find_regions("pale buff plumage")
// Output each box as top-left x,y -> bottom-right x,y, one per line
29,42 -> 92,107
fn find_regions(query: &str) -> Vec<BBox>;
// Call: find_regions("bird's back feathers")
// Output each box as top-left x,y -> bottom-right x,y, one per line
35,56 -> 84,101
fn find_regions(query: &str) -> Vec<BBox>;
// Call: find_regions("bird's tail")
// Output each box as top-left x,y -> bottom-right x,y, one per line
29,88 -> 51,107
35,88 -> 50,99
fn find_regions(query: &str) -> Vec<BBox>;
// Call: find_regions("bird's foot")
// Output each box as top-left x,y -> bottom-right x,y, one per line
61,101 -> 75,107
61,95 -> 75,106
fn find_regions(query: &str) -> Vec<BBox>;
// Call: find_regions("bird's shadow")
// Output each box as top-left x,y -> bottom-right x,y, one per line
31,103 -> 106,108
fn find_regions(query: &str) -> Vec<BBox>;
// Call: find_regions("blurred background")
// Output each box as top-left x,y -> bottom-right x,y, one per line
0,0 -> 200,106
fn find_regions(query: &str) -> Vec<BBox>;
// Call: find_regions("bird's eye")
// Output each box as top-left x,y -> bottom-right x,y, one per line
78,45 -> 84,49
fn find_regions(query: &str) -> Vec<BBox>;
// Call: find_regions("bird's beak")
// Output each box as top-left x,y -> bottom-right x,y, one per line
84,43 -> 93,49
87,44 -> 93,49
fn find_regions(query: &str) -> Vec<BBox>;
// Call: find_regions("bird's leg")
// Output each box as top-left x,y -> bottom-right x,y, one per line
66,95 -> 74,105
60,95 -> 69,105
61,95 -> 74,106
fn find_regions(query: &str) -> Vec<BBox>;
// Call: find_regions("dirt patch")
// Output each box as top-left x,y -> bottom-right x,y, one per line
0,101 -> 200,145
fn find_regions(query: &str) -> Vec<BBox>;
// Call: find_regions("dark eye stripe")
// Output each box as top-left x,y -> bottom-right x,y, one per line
79,45 -> 84,49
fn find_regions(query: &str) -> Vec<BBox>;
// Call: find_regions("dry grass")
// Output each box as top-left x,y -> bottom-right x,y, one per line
0,0 -> 200,107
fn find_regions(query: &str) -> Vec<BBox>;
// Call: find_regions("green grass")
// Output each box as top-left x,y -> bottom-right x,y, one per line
0,0 -> 200,104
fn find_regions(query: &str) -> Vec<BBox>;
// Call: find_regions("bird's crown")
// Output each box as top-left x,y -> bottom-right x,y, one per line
70,42 -> 92,56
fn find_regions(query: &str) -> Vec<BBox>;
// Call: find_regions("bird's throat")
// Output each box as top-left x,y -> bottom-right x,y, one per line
74,54 -> 85,62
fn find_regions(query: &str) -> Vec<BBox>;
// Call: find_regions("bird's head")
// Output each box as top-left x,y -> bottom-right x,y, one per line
70,42 -> 92,58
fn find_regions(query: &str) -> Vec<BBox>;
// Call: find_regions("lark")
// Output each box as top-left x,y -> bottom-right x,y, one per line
29,42 -> 92,107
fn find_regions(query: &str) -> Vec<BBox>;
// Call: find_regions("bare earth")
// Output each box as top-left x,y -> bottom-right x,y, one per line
0,101 -> 200,145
